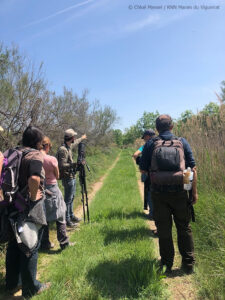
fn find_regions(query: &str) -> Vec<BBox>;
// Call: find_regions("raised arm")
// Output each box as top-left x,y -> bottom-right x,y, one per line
71,134 -> 87,149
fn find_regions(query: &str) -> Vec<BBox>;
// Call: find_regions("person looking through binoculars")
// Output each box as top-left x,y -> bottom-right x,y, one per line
57,129 -> 87,227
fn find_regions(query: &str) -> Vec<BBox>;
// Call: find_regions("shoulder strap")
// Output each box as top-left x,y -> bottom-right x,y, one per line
152,136 -> 161,143
158,135 -> 180,141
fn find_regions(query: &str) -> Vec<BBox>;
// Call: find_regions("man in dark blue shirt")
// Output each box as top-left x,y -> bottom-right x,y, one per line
140,114 -> 198,274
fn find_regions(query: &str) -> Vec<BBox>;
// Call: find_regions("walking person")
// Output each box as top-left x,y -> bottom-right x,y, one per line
57,129 -> 87,227
5,126 -> 51,298
133,129 -> 155,218
40,136 -> 75,250
140,115 -> 198,274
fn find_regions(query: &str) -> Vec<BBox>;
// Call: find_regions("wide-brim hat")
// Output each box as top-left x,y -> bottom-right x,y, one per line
0,126 -> 4,132
64,128 -> 77,139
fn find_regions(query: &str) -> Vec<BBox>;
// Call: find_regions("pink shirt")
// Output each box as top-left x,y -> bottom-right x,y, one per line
43,154 -> 58,185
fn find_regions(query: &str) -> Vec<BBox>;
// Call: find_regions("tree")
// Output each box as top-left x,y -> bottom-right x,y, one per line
113,129 -> 123,147
123,125 -> 140,145
0,44 -> 118,149
220,81 -> 225,103
136,111 -> 159,133
200,102 -> 219,116
0,43 -> 48,146
179,110 -> 194,123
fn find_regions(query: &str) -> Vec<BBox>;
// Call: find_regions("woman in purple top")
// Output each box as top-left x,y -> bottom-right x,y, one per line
40,137 -> 74,250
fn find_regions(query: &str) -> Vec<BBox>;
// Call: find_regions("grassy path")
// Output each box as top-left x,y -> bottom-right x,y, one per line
33,149 -> 167,300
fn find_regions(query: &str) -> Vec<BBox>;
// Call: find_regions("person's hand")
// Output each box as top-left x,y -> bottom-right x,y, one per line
192,193 -> 198,205
72,162 -> 77,169
192,166 -> 198,204
0,152 -> 4,176
82,134 -> 87,140
0,152 -> 3,163
192,166 -> 197,174
140,170 -> 148,174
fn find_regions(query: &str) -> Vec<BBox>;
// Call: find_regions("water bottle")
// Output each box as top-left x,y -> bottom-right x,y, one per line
183,167 -> 193,191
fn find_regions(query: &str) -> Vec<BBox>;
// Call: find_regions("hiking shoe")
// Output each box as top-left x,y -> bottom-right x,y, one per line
151,229 -> 158,237
159,263 -> 172,275
66,221 -> 78,228
181,263 -> 194,274
6,285 -> 22,295
37,282 -> 51,295
71,216 -> 82,223
40,242 -> 55,250
60,242 -> 76,250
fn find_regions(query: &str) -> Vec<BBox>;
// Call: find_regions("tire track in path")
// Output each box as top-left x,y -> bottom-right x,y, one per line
74,152 -> 121,219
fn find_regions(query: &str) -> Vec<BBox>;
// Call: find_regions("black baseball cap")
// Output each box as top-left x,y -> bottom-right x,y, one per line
142,129 -> 156,139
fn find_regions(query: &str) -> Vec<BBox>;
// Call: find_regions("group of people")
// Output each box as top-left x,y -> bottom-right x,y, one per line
0,126 -> 86,299
0,113 -> 198,298
135,114 -> 197,274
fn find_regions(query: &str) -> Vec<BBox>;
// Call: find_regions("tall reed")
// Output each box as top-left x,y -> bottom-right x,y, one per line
174,104 -> 225,192
175,104 -> 225,299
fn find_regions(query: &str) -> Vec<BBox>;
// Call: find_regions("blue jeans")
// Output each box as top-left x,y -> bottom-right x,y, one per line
6,228 -> 43,298
62,178 -> 76,222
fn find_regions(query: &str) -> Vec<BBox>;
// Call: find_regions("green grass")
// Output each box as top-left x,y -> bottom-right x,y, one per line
58,146 -> 120,208
33,149 -> 167,300
192,189 -> 225,300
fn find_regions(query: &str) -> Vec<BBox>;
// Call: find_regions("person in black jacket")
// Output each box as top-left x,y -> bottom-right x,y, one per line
140,115 -> 198,274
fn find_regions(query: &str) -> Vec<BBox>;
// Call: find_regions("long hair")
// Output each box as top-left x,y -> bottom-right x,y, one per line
41,136 -> 52,151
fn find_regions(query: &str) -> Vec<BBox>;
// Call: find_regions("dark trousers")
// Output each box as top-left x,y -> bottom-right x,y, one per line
151,190 -> 195,268
144,181 -> 149,209
144,179 -> 154,217
41,221 -> 69,248
5,228 -> 43,298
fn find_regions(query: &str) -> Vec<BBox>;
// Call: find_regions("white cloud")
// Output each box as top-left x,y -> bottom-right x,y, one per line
123,15 -> 161,33
24,0 -> 95,28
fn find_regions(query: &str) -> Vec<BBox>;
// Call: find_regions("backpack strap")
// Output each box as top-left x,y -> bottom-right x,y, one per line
152,136 -> 161,143
157,135 -> 179,141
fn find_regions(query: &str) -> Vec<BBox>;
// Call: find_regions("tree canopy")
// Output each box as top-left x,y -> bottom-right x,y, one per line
0,44 -> 118,149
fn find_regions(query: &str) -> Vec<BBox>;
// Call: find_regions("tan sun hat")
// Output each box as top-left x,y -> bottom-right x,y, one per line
0,126 -> 4,132
64,128 -> 77,139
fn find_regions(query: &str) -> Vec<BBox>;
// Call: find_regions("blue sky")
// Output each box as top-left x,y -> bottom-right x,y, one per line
0,0 -> 225,130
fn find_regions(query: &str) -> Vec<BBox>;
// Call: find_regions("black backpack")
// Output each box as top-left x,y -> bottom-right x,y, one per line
150,136 -> 185,187
0,148 -> 32,243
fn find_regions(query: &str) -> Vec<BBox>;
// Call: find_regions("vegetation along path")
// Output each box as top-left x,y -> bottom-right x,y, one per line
32,149 -> 168,299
